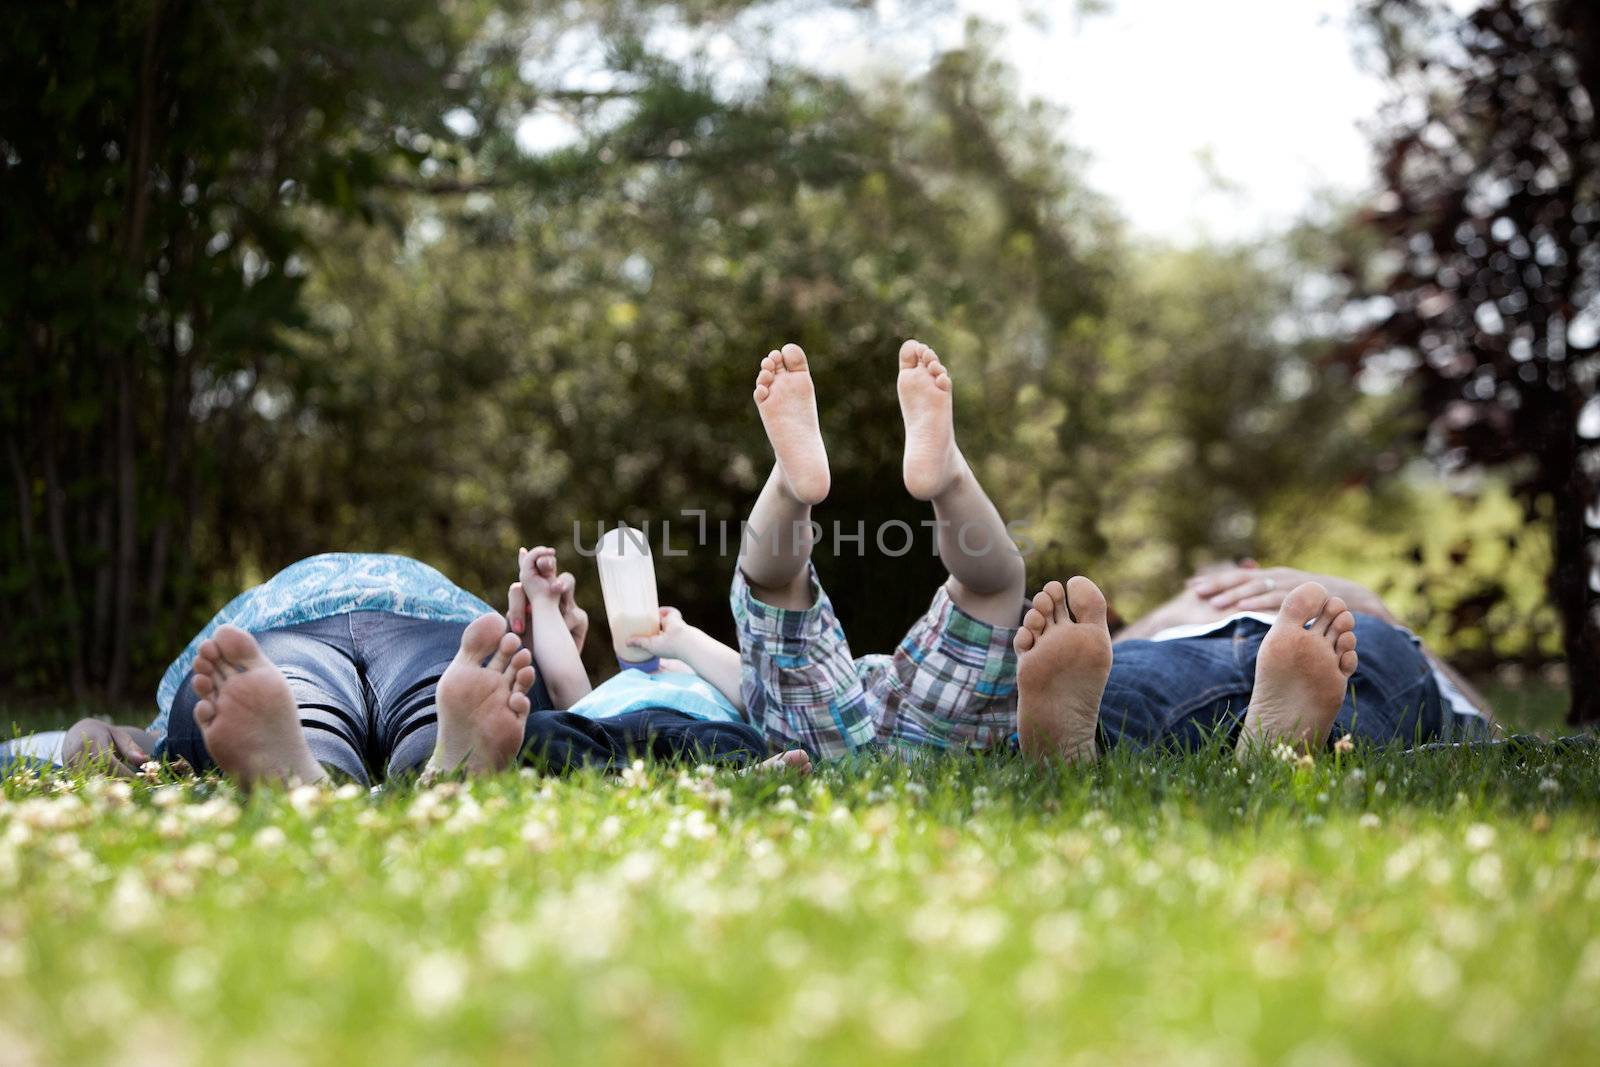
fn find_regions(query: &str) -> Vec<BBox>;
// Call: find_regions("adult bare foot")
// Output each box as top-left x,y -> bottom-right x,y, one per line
753,343 -> 830,505
191,626 -> 327,786
1236,582 -> 1359,757
1014,578 -> 1112,764
897,339 -> 962,501
429,613 -> 537,776
754,749 -> 813,775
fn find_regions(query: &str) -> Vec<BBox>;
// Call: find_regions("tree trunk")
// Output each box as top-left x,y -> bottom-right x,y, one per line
1552,462 -> 1600,726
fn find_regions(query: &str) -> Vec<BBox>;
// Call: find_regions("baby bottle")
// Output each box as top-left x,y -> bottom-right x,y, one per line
596,525 -> 662,671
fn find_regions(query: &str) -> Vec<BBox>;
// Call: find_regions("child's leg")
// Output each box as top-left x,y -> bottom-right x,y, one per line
739,344 -> 829,609
898,339 -> 1026,627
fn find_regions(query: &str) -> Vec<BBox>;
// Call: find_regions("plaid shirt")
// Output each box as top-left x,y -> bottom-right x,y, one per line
732,565 -> 1021,759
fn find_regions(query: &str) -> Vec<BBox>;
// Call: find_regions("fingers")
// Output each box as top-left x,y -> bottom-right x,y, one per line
111,729 -> 150,765
507,582 -> 528,637
1233,594 -> 1287,613
1187,568 -> 1252,599
556,573 -> 577,610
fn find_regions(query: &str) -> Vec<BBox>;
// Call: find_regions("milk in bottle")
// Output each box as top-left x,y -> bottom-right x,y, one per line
596,525 -> 662,669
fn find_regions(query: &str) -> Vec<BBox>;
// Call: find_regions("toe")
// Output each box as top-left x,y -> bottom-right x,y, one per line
1327,610 -> 1355,642
458,612 -> 508,666
194,699 -> 217,728
1320,596 -> 1349,634
1014,627 -> 1036,653
754,384 -> 770,403
192,672 -> 215,699
506,648 -> 533,684
488,630 -> 521,673
762,351 -> 780,373
213,625 -> 267,671
1043,579 -> 1068,623
510,691 -> 531,717
1278,582 -> 1330,628
780,343 -> 807,371
1030,590 -> 1055,622
1335,630 -> 1357,655
513,663 -> 536,694
1065,576 -> 1108,625
1023,606 -> 1048,634
898,339 -> 922,368
1339,650 -> 1359,676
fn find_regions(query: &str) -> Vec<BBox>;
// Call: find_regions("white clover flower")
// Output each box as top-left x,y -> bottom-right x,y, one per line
1333,735 -> 1355,755
1467,853 -> 1504,897
1539,777 -> 1562,795
252,825 -> 287,850
1272,742 -> 1297,763
1464,823 -> 1496,852
1359,812 -> 1382,830
407,951 -> 468,1015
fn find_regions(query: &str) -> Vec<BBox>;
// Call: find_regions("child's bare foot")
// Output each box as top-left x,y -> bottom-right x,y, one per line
1237,582 -> 1359,757
1014,578 -> 1112,764
191,626 -> 327,786
430,613 -> 537,775
754,749 -> 813,774
754,343 -> 830,505
897,339 -> 962,501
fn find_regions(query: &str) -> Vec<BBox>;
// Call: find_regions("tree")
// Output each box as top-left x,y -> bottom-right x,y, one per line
0,0 -> 931,703
1351,0 -> 1600,724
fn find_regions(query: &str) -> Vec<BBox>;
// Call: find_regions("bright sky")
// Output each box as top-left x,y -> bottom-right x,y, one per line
514,0 -> 1400,244
947,0 -> 1389,242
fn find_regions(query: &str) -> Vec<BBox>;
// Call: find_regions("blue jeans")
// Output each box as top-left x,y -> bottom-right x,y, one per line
1101,613 -> 1488,750
163,612 -> 771,782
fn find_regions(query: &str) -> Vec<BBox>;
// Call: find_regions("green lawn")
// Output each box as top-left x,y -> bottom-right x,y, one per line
2,730 -> 1597,1066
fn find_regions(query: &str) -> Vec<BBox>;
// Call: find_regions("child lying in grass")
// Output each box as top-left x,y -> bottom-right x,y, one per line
510,546 -> 812,775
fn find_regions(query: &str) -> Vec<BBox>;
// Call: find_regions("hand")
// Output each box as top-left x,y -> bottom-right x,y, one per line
518,546 -> 564,602
507,547 -> 588,653
624,606 -> 690,659
1187,565 -> 1385,617
60,719 -> 150,777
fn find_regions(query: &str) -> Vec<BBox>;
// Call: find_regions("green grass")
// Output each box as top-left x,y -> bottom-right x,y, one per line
2,734 -> 1598,1067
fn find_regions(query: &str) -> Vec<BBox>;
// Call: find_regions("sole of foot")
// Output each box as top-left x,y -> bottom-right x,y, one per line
1014,577 -> 1112,764
754,749 -> 813,775
191,625 -> 327,787
897,339 -> 962,501
754,343 -> 830,505
430,613 -> 537,776
1237,582 -> 1359,757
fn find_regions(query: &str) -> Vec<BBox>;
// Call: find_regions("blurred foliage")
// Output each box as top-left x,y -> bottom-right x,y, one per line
0,0 -> 1562,706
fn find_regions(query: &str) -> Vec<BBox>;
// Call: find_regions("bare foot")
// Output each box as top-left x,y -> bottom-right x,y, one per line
191,626 -> 327,786
898,339 -> 962,501
1014,578 -> 1112,764
429,613 -> 537,775
754,343 -> 830,505
1237,582 -> 1359,757
754,749 -> 813,775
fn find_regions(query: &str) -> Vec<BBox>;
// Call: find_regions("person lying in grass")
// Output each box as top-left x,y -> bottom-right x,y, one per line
733,339 -> 1029,760
49,552 -> 791,784
1008,562 -> 1495,765
506,545 -> 812,775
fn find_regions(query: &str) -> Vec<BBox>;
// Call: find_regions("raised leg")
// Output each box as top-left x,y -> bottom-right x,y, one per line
898,339 -> 1026,627
740,343 -> 830,609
